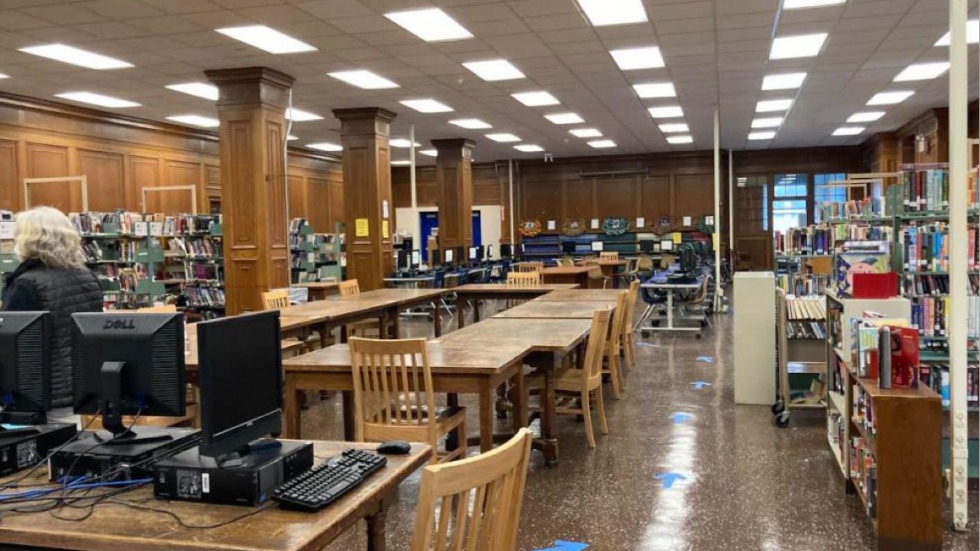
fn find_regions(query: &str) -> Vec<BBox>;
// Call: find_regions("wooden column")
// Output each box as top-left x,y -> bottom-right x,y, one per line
334,107 -> 396,291
432,138 -> 475,252
205,67 -> 293,315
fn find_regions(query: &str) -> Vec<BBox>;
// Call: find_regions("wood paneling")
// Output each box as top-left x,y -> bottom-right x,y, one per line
25,143 -> 75,212
306,177 -> 330,232
0,140 -> 18,212
130,155 -> 160,210
672,174 -> 712,225
640,175 -> 671,226
77,149 -> 124,212
562,179 -> 592,220
595,177 -> 638,220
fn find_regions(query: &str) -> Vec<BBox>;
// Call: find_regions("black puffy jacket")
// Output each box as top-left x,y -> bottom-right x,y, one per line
2,258 -> 103,408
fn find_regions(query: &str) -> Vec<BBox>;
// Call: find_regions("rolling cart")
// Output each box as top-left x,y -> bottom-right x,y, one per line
771,288 -> 826,427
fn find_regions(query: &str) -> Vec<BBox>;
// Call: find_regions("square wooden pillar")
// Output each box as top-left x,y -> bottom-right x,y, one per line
205,67 -> 294,315
333,107 -> 397,291
432,138 -> 475,252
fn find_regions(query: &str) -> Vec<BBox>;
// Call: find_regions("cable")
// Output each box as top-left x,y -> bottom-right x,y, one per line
0,411 -> 101,490
56,406 -> 144,490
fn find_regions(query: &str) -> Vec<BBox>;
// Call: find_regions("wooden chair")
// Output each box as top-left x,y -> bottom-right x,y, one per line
338,279 -> 360,296
348,337 -> 467,463
621,280 -> 640,372
338,279 -> 386,337
137,304 -> 177,313
526,308 -> 612,448
260,289 -> 290,310
602,291 -> 628,399
559,256 -> 575,267
583,261 -> 610,289
506,271 -> 541,287
599,251 -> 619,260
410,428 -> 532,551
517,261 -> 543,273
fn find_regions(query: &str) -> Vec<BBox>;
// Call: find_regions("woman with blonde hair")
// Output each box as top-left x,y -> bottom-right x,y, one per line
2,206 -> 102,408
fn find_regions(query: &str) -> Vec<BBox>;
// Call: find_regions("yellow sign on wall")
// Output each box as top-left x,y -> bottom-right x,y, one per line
382,220 -> 389,239
355,218 -> 369,237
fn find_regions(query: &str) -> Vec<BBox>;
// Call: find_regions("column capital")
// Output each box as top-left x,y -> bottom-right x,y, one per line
332,107 -> 397,123
204,67 -> 295,108
431,138 -> 476,158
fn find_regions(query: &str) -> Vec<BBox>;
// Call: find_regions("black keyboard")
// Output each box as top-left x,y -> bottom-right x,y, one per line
272,449 -> 387,512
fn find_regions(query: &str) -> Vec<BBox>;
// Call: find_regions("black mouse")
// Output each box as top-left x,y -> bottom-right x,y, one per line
376,441 -> 412,455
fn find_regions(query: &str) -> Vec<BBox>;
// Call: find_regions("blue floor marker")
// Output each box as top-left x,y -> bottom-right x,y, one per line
668,412 -> 693,424
654,472 -> 688,489
690,380 -> 712,390
696,356 -> 713,363
533,540 -> 590,551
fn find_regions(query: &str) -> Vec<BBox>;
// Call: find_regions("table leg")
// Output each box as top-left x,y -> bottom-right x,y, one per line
540,357 -> 559,466
479,384 -> 494,452
433,304 -> 442,337
511,369 -> 528,433
342,391 -> 356,441
379,314 -> 388,339
457,299 -> 466,330
666,289 -> 674,329
340,325 -> 349,344
318,322 -> 330,349
366,503 -> 387,551
473,300 -> 482,324
390,308 -> 401,338
445,393 -> 460,451
284,375 -> 301,439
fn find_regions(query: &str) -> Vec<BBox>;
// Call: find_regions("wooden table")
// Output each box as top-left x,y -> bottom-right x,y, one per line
540,266 -> 599,289
578,258 -> 627,285
293,281 -> 339,301
0,441 -> 430,551
452,283 -> 580,328
491,300 -> 614,320
532,289 -> 623,302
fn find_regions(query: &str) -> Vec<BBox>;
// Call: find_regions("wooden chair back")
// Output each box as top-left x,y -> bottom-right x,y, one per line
637,254 -> 654,271
517,261 -> 543,273
583,262 -> 605,281
560,256 -> 575,267
339,279 -> 361,296
624,280 -> 640,334
607,291 -> 627,354
580,308 -> 612,385
260,289 -> 290,310
410,428 -> 533,551
506,271 -> 541,287
599,251 -> 619,260
137,305 -> 177,313
348,337 -> 438,442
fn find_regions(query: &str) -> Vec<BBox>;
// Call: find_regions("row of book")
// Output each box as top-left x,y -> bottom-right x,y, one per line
786,321 -> 826,340
70,212 -> 222,237
900,168 -> 949,212
184,286 -> 225,308
187,263 -> 222,283
167,237 -> 221,259
918,364 -> 980,409
774,226 -> 835,256
786,297 -> 826,320
911,295 -> 980,340
849,437 -> 878,518
776,273 -> 831,297
81,241 -> 141,263
832,223 -> 894,243
819,197 -> 886,221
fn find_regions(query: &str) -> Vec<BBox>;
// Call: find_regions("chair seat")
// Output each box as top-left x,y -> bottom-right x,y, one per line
363,406 -> 466,443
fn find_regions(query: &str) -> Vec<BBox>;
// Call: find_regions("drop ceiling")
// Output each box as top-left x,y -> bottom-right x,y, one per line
0,0 -> 976,165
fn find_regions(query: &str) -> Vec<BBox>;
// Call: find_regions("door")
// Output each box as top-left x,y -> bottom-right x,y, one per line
733,175 -> 773,271
471,210 -> 482,247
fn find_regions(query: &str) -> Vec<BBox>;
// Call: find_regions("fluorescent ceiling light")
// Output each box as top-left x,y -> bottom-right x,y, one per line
307,142 -> 342,152
514,144 -> 544,152
328,70 -> 398,89
420,149 -> 438,157
286,108 -> 322,122
391,160 -> 412,166
659,123 -> 689,133
0,73 -> 7,79
19,43 -> 132,69
55,91 -> 140,108
784,0 -> 846,8
867,90 -> 914,105
756,99 -> 794,112
390,139 -> 421,148
545,112 -> 585,125
512,91 -> 559,107
287,135 -> 298,141
832,126 -> 864,136
166,82 -> 218,101
588,140 -> 616,148
450,118 -> 492,129
751,117 -> 784,128
847,111 -> 885,123
575,0 -> 647,26
667,135 -> 693,144
610,46 -> 665,70
770,33 -> 828,60
570,128 -> 602,138
633,82 -> 676,99
463,59 -> 524,81
400,99 -> 453,113
648,106 -> 684,119
167,115 -> 219,128
486,133 -> 521,143
216,25 -> 316,54
748,131 -> 776,140
385,8 -> 472,42
894,62 -> 949,81
935,20 -> 979,46
762,72 -> 807,90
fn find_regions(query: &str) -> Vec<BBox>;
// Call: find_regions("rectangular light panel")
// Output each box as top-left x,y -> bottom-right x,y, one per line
667,135 -> 693,144
486,133 -> 521,143
894,62 -> 950,81
55,91 -> 140,108
450,118 -> 492,129
633,82 -> 676,99
748,131 -> 776,140
167,115 -> 219,128
575,0 -> 647,26
400,99 -> 453,113
307,142 -> 343,152
648,106 -> 684,119
166,82 -> 219,101
19,44 -> 132,70
659,123 -> 689,133
588,140 -> 616,149
385,8 -> 473,42
762,72 -> 807,90
756,99 -> 794,112
420,149 -> 438,157
514,144 -> 544,152
390,139 -> 421,148
935,20 -> 979,46
832,126 -> 864,136
328,70 -> 399,89
287,108 -> 322,122
784,0 -> 845,7
867,91 -> 914,105
847,112 -> 885,123
610,46 -> 665,70
545,112 -> 585,125
570,128 -> 602,138
751,117 -> 784,128
512,91 -> 560,107
769,33 -> 828,60
216,26 -> 316,54
463,59 -> 524,81
391,160 -> 412,166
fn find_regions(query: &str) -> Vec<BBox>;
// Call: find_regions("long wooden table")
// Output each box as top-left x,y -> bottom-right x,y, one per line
0,441 -> 430,551
293,280 -> 340,301
540,266 -> 599,289
532,289 -> 624,302
452,283 -> 580,328
491,300 -> 615,320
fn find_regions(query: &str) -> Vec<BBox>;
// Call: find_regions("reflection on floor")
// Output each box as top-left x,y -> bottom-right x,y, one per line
303,299 -> 979,551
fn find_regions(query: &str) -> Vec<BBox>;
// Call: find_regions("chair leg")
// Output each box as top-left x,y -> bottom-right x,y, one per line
595,387 -> 609,435
607,354 -> 622,399
454,418 -> 466,461
581,390 -> 596,449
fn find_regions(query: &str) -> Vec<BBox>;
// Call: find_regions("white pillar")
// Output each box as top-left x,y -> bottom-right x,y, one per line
508,160 -> 515,244
729,149 -> 735,272
713,105 -> 722,309
948,0 -> 969,531
409,124 -> 417,210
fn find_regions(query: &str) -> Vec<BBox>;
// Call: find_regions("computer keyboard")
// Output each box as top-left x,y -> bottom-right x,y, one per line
272,449 -> 387,512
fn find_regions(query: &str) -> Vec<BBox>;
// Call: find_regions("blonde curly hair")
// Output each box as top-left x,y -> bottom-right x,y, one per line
13,207 -> 87,270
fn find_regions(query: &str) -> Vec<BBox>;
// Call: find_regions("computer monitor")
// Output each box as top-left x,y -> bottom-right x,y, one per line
660,240 -> 674,252
397,249 -> 410,271
561,241 -> 577,255
500,244 -> 512,258
486,244 -> 494,259
468,246 -> 478,261
72,313 -> 185,442
410,250 -> 421,267
197,311 -> 282,463
590,241 -> 604,252
0,312 -> 51,426
639,240 -> 655,254
444,248 -> 454,265
455,247 -> 465,266
476,245 -> 485,261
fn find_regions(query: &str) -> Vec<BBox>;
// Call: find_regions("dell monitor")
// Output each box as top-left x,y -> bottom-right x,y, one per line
476,245 -> 485,261
0,312 -> 51,427
561,241 -> 577,255
410,250 -> 421,267
590,241 -> 604,252
72,313 -> 185,443
639,240 -> 655,254
397,249 -> 411,271
197,311 -> 282,464
660,240 -> 674,253
468,246 -> 478,262
500,244 -> 513,258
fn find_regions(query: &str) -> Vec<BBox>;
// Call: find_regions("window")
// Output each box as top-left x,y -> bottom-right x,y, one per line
813,172 -> 846,223
772,173 -> 808,233
735,175 -> 769,233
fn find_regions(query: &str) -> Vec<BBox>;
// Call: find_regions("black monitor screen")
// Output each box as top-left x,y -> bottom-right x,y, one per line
198,311 -> 282,458
500,244 -> 512,258
561,242 -> 577,254
0,312 -> 51,414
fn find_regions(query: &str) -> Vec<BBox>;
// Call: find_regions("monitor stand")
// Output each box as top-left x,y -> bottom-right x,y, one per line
205,438 -> 283,469
95,361 -> 173,447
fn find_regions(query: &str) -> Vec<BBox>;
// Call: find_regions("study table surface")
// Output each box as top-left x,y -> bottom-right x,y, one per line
452,283 -> 580,328
532,289 -> 624,302
490,300 -> 614,320
539,266 -> 601,290
293,280 -> 340,301
0,441 -> 430,551
283,288 -> 450,341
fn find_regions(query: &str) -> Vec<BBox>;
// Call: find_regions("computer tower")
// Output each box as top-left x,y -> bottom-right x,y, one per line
0,423 -> 76,477
49,427 -> 200,481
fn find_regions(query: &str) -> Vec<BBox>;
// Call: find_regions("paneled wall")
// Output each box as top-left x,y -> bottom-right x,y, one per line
0,93 -> 341,232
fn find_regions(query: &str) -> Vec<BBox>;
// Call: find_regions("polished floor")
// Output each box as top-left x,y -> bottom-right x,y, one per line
305,299 -> 980,551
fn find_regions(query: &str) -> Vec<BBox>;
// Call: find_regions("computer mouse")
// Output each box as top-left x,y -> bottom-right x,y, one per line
376,441 -> 412,455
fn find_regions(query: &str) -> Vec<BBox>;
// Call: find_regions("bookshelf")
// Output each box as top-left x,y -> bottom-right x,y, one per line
289,219 -> 343,284
0,212 -> 15,277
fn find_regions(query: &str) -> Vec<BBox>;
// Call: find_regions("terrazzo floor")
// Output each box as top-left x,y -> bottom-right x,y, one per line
302,297 -> 979,551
